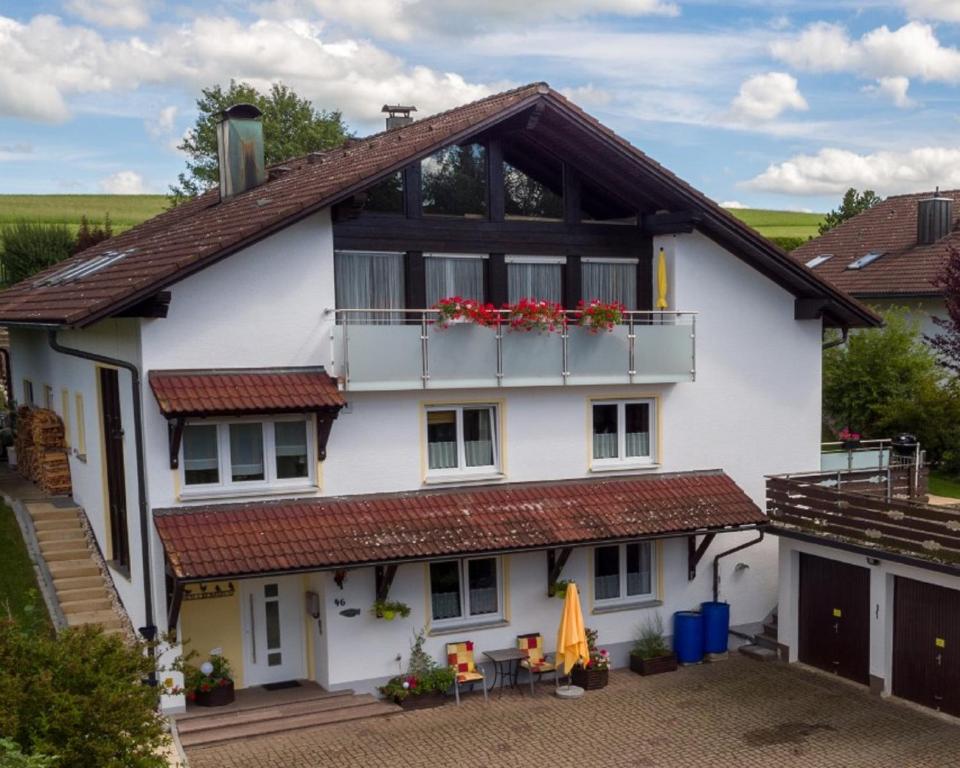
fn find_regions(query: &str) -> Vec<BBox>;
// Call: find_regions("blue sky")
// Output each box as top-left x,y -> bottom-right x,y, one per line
2,0 -> 960,211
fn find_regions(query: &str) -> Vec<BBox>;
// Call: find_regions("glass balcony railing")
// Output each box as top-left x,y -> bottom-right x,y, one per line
327,309 -> 696,391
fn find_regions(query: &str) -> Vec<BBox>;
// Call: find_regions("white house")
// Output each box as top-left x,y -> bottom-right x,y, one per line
0,84 -> 878,711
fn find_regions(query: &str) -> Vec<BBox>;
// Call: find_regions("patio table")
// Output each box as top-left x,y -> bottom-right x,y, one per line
483,647 -> 528,696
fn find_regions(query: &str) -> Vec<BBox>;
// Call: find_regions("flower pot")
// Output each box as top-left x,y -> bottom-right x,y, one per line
570,666 -> 608,690
382,610 -> 395,621
841,439 -> 861,450
629,652 -> 678,676
396,692 -> 448,710
194,680 -> 235,707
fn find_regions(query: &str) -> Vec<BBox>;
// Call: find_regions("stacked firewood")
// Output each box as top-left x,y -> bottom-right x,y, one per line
15,406 -> 72,495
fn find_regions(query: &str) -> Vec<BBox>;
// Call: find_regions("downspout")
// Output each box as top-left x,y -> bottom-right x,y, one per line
47,331 -> 157,678
713,529 -> 765,603
822,327 -> 848,350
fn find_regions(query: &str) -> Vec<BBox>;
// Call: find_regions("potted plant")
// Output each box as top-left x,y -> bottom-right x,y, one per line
506,298 -> 565,333
629,614 -> 678,676
432,297 -> 500,329
570,627 -> 610,690
838,427 -> 861,450
371,599 -> 411,621
549,579 -> 571,598
181,654 -> 235,707
379,629 -> 454,710
574,300 -> 625,333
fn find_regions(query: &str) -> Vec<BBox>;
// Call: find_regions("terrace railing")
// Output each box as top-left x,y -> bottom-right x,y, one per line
326,308 -> 696,391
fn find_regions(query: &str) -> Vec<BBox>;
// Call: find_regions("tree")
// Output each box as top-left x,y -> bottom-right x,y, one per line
73,214 -> 113,255
170,81 -> 350,203
818,188 -> 882,235
928,244 -> 960,373
822,309 -> 942,439
0,621 -> 168,768
421,144 -> 486,216
0,223 -> 74,287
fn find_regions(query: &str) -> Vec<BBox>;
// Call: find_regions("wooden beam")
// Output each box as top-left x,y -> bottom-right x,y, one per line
486,137 -> 505,223
375,564 -> 399,602
167,417 -> 185,470
547,547 -> 573,596
316,408 -> 339,462
637,237 -> 654,312
113,291 -> 171,319
562,163 -> 581,225
640,211 -> 699,235
403,163 -> 422,220
404,251 -> 426,312
488,253 -> 507,307
564,254 -> 582,310
688,533 -> 716,581
526,101 -> 546,131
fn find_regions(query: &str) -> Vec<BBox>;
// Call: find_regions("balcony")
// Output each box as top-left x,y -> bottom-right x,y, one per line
327,309 -> 696,391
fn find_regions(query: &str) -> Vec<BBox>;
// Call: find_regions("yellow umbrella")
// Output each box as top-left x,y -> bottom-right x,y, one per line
656,247 -> 669,310
555,581 -> 589,675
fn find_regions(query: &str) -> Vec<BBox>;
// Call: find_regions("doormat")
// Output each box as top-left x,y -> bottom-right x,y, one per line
262,680 -> 301,691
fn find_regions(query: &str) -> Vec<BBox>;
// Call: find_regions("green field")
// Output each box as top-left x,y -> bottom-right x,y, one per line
725,208 -> 824,241
0,195 -> 168,235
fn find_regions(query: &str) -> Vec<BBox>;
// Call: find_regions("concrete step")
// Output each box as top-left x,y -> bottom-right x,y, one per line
33,517 -> 82,532
57,586 -> 107,603
755,632 -> 779,651
178,701 -> 399,748
29,508 -> 80,523
26,501 -> 81,516
42,547 -> 92,563
177,693 -> 380,734
739,644 -> 779,662
763,621 -> 778,636
53,575 -> 104,591
37,527 -> 85,543
61,597 -> 112,614
49,560 -> 100,579
40,537 -> 92,553
64,609 -> 122,629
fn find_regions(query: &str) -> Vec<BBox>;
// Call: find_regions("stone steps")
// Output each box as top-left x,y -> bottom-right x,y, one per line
60,597 -> 112,613
177,693 -> 382,734
48,559 -> 100,579
64,609 -> 123,629
40,537 -> 93,553
34,517 -> 81,532
36,527 -> 85,543
42,547 -> 94,562
56,586 -> 106,603
739,644 -> 779,662
53,575 -> 104,591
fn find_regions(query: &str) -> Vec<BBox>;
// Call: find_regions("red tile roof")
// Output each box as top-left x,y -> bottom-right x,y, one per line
148,367 -> 344,417
154,470 -> 764,579
791,190 -> 960,297
0,83 -> 877,329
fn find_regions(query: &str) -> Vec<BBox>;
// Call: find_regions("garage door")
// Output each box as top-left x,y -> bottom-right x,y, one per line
798,553 -> 870,685
893,577 -> 960,717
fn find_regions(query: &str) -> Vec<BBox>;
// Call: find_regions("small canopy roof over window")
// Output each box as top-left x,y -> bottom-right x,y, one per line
148,366 -> 345,467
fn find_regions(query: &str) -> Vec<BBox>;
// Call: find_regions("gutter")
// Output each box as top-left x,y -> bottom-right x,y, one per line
822,327 -> 849,351
712,529 -> 765,603
47,331 -> 157,676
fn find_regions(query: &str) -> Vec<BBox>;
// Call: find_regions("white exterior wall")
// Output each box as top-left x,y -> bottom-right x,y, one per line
868,297 -> 946,340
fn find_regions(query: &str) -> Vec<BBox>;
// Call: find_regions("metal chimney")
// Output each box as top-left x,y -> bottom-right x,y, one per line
217,103 -> 267,200
917,189 -> 953,245
381,104 -> 417,130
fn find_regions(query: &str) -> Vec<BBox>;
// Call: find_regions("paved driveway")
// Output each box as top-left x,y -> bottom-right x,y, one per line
186,657 -> 960,768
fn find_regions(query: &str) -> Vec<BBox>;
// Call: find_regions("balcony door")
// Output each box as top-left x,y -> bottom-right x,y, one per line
241,577 -> 305,686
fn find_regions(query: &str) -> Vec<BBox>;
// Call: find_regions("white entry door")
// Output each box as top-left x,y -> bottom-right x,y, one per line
241,577 -> 305,686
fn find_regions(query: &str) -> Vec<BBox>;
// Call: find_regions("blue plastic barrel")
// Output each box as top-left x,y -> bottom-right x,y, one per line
673,611 -> 704,664
701,601 -> 730,654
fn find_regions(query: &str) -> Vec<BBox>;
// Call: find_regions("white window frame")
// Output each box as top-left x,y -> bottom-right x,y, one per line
593,541 -> 657,606
425,404 -> 500,478
590,398 -> 656,467
428,556 -> 504,627
179,414 -> 316,497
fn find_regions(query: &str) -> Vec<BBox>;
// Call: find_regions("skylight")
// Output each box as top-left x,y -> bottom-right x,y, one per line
806,253 -> 833,269
34,249 -> 134,287
847,251 -> 884,270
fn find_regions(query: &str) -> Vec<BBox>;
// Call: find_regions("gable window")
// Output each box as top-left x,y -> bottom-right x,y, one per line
180,417 -> 315,494
363,171 -> 403,214
429,557 -> 502,624
422,143 -> 487,218
591,399 -> 654,466
504,161 -> 563,220
506,255 -> 565,304
582,257 -> 637,309
594,542 -> 655,603
425,253 -> 486,306
426,404 -> 498,477
334,250 -> 405,324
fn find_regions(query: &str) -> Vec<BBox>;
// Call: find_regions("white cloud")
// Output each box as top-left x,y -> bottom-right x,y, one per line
771,21 -> 960,84
746,146 -> 960,196
559,84 -> 612,107
99,170 -> 149,194
730,72 -> 808,120
720,200 -> 747,208
64,0 -> 149,29
0,143 -> 33,162
901,0 -> 960,22
0,14 -> 499,127
145,105 -> 178,142
862,76 -> 916,108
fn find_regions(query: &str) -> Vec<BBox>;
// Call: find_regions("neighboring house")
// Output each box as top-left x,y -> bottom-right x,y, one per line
792,190 -> 959,338
0,83 -> 877,711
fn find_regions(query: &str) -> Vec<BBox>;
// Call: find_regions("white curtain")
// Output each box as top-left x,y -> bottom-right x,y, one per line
625,431 -> 650,458
626,543 -> 652,596
507,260 -> 563,303
595,574 -> 620,600
432,592 -> 461,620
582,260 -> 637,309
334,251 -> 405,324
593,433 -> 618,460
463,408 -> 493,468
183,424 -> 218,483
229,423 -> 264,481
428,441 -> 457,470
469,587 -> 498,615
425,255 -> 485,305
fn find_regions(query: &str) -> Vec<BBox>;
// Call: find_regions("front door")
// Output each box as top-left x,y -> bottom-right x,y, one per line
798,553 -> 870,685
241,577 -> 305,686
99,367 -> 129,570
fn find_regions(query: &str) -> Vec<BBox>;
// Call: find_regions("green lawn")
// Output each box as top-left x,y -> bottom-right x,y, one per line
725,208 -> 824,241
0,194 -> 168,235
929,472 -> 960,500
0,501 -> 52,634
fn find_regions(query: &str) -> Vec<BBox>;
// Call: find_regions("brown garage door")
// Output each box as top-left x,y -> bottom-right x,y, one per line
798,553 -> 870,685
893,577 -> 960,717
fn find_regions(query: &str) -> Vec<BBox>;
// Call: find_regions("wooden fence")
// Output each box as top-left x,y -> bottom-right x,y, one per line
767,471 -> 960,567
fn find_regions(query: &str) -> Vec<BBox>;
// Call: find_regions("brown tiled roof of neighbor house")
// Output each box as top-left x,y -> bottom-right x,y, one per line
153,470 -> 764,579
0,82 -> 878,329
791,190 -> 960,297
148,367 -> 344,417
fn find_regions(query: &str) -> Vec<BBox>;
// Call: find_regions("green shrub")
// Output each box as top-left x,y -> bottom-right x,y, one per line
631,614 -> 670,660
0,222 -> 74,287
0,621 -> 167,768
769,235 -> 807,252
0,739 -> 56,768
379,628 -> 455,702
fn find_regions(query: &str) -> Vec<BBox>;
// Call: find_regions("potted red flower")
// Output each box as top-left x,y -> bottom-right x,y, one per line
574,300 -> 625,333
570,628 -> 610,690
432,297 -> 500,329
506,298 -> 566,333
838,427 -> 861,451
182,654 -> 235,707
